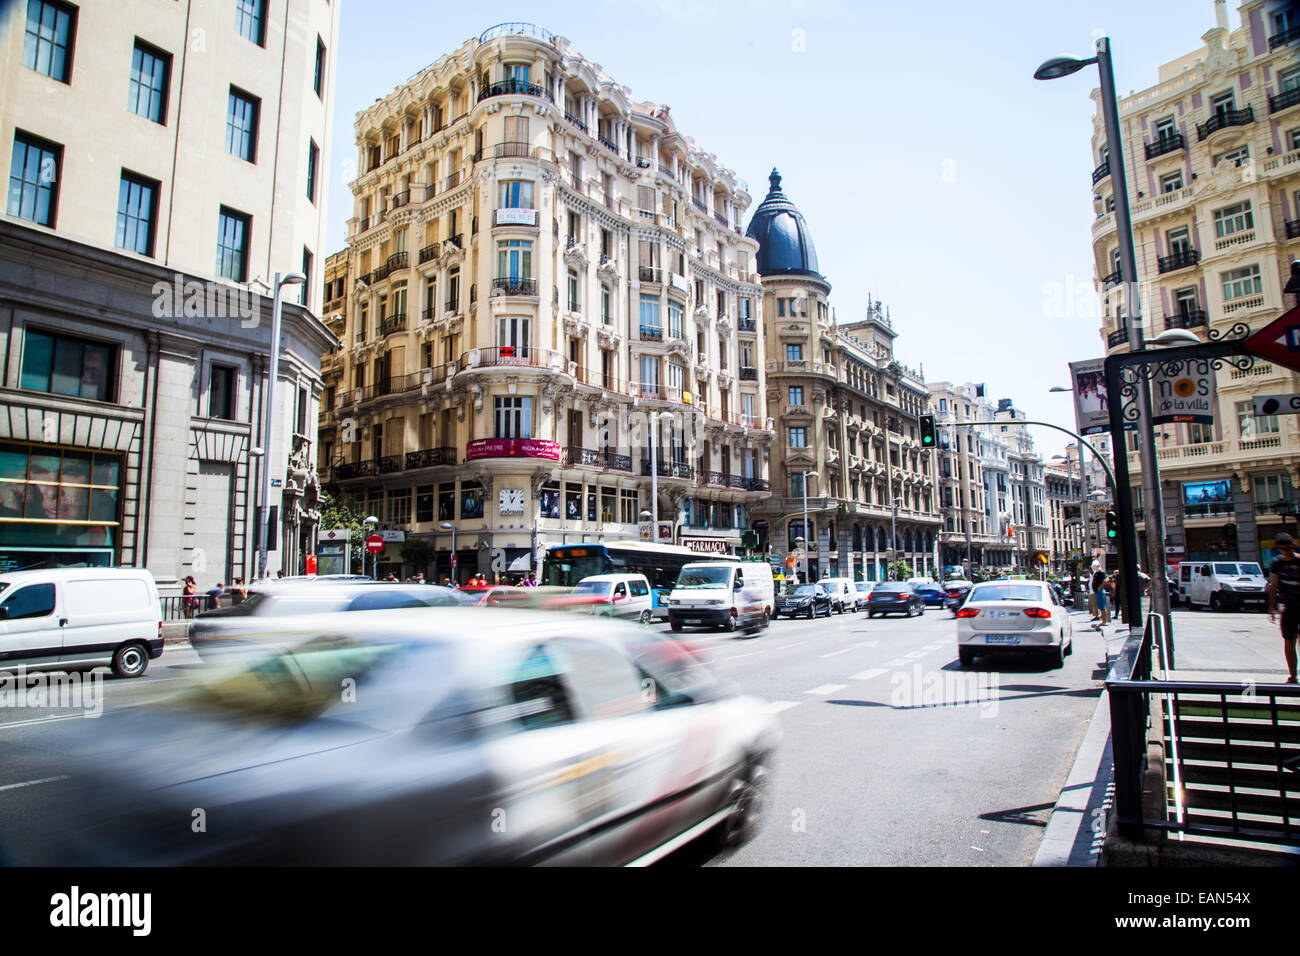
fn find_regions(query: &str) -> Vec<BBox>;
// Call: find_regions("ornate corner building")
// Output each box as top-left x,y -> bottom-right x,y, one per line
1093,0 -> 1300,566
317,23 -> 777,580
747,172 -> 941,581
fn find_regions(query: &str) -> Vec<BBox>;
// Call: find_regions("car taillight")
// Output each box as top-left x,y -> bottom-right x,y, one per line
955,608 -> 979,618
1023,607 -> 1052,618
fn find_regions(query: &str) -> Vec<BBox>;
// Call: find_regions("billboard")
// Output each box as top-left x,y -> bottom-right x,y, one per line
1068,358 -> 1112,435
1183,480 -> 1232,507
1151,358 -> 1215,425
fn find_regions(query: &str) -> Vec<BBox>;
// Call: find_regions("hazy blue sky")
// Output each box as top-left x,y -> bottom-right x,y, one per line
323,0 -> 1224,458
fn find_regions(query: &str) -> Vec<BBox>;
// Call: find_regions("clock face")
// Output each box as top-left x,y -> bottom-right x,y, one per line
498,488 -> 525,515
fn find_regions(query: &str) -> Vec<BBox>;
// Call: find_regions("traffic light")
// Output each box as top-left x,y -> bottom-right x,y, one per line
919,415 -> 936,447
1105,510 -> 1118,540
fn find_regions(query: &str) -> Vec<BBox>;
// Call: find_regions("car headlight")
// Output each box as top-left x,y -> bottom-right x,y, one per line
1220,583 -> 1234,591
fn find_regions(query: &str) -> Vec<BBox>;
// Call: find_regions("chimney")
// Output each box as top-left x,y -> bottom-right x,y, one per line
1214,0 -> 1228,32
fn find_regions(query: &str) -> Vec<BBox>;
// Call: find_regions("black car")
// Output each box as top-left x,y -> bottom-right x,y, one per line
773,584 -> 833,619
866,583 -> 925,617
942,580 -> 973,614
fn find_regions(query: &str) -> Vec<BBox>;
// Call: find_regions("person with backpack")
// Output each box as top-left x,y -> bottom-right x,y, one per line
1268,533 -> 1300,684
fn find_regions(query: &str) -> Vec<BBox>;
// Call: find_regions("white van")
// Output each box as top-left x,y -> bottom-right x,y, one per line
571,574 -> 654,624
0,568 -> 163,677
1186,561 -> 1268,612
817,578 -> 856,614
667,561 -> 775,633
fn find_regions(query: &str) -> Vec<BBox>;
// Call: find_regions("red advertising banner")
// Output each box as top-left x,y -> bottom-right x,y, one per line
465,438 -> 561,461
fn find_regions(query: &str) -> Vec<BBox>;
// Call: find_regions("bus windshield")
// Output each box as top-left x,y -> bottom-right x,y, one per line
542,549 -> 608,587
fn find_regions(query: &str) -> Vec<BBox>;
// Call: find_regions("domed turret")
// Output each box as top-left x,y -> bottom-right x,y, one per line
745,169 -> 821,279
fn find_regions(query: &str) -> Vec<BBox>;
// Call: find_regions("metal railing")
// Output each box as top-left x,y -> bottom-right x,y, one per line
1092,160 -> 1110,184
1164,309 -> 1207,330
457,345 -> 564,372
405,447 -> 456,469
598,134 -> 618,153
1271,86 -> 1300,114
564,111 -> 587,132
1287,218 -> 1300,239
638,266 -> 662,283
738,317 -> 757,332
478,78 -> 553,103
1108,328 -> 1130,348
379,313 -> 407,336
642,460 -> 695,480
1107,614 -> 1300,845
563,447 -> 632,472
1197,107 -> 1254,140
474,141 -> 531,162
1144,133 -> 1186,159
418,243 -> 439,264
1270,23 -> 1300,50
491,276 -> 537,296
638,325 -> 663,341
1157,248 -> 1200,273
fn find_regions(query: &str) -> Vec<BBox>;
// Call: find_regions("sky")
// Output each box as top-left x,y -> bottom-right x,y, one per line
322,0 -> 1222,460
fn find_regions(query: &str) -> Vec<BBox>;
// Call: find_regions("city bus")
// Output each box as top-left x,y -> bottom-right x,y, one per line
542,541 -> 738,620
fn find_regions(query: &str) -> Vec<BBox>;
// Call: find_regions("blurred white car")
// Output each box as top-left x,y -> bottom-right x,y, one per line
956,579 -> 1073,668
26,608 -> 777,867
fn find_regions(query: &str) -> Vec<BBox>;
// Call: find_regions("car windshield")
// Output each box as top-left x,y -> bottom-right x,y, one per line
855,583 -> 872,591
572,580 -> 613,596
1213,563 -> 1241,576
788,585 -> 818,596
1239,563 -> 1263,576
676,567 -> 732,589
969,584 -> 1043,603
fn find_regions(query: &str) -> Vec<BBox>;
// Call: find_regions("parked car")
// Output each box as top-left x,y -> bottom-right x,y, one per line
0,567 -> 163,678
25,608 -> 778,866
942,579 -> 973,614
773,584 -> 833,619
956,579 -> 1074,668
866,583 -> 925,618
816,578 -> 856,614
850,581 -> 875,611
189,581 -> 472,662
1185,561 -> 1268,612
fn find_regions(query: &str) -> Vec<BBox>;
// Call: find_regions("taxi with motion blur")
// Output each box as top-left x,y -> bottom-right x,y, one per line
22,608 -> 777,867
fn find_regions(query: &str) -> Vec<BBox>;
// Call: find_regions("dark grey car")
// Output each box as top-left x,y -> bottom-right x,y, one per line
866,583 -> 925,617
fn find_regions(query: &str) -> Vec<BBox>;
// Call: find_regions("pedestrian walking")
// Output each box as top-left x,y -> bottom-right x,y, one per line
1268,532 -> 1300,684
181,575 -> 199,619
1091,565 -> 1108,626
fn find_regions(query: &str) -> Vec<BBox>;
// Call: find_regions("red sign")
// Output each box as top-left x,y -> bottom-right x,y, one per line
465,438 -> 561,461
305,555 -> 317,576
1244,304 -> 1300,372
366,534 -> 384,554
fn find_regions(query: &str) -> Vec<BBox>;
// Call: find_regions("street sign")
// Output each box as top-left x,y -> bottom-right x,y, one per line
1253,393 -> 1300,416
305,555 -> 317,577
365,534 -> 384,554
1151,359 -> 1215,424
319,528 -> 351,542
1243,304 -> 1300,373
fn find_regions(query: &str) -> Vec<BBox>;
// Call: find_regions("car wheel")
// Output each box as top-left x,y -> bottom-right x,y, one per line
1210,593 -> 1221,612
958,647 -> 975,667
718,759 -> 769,849
867,611 -> 875,619
723,610 -> 737,633
670,619 -> 683,633
1064,630 -> 1074,656
1048,643 -> 1065,669
111,642 -> 149,679
761,611 -> 771,628
639,609 -> 652,625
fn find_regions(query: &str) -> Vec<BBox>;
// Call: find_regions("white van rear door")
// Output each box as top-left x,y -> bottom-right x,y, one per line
0,581 -> 63,666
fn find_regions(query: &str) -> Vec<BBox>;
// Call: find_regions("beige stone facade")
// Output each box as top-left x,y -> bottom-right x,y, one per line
318,24 -> 774,580
1092,0 -> 1300,566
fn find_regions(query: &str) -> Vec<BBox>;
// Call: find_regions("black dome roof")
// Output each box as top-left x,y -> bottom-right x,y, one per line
745,168 -> 821,279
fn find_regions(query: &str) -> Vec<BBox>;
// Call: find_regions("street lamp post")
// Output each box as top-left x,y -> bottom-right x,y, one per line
255,271 -> 306,581
640,408 -> 675,539
1037,39 -> 1171,630
802,470 -> 819,584
440,521 -> 456,584
891,495 -> 903,580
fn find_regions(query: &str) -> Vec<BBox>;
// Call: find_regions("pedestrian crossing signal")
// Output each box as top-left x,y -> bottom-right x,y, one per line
1105,511 -> 1118,540
920,415 -> 936,447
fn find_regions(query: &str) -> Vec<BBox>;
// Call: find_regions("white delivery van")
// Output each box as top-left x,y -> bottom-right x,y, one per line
1187,561 -> 1268,612
667,561 -> 775,633
817,578 -> 856,614
571,573 -> 654,623
0,568 -> 163,677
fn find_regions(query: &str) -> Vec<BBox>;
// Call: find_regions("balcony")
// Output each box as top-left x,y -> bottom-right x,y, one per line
638,325 -> 664,341
491,276 -> 538,297
1214,228 -> 1256,251
1197,107 -> 1254,140
392,190 -> 409,209
638,265 -> 662,284
738,317 -> 756,332
1144,133 -> 1186,159
445,233 -> 463,249
494,207 -> 538,227
457,346 -> 566,373
658,163 -> 676,180
1164,309 -> 1207,330
1287,218 -> 1300,239
692,197 -> 707,213
418,243 -> 439,264
445,296 -> 461,314
474,141 -> 531,162
1222,293 -> 1265,314
702,470 -> 727,487
1157,247 -> 1200,273
564,447 -> 632,472
1091,160 -> 1110,185
564,111 -> 588,133
1107,327 -> 1130,348
746,477 -> 770,492
739,366 -> 758,381
386,252 -> 408,272
445,171 -> 462,191
1101,269 -> 1123,289
1271,86 -> 1300,114
379,313 -> 407,336
1270,23 -> 1300,49
598,134 -> 618,153
478,78 -> 553,104
713,210 -> 728,226
635,157 -> 651,169
642,460 -> 695,480
421,306 -> 436,321
405,447 -> 456,469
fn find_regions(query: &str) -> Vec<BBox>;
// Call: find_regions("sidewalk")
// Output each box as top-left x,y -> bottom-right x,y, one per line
1159,607 -> 1291,684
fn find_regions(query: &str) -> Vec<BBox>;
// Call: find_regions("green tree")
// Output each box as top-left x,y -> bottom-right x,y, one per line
886,560 -> 913,581
318,491 -> 369,573
401,537 -> 436,576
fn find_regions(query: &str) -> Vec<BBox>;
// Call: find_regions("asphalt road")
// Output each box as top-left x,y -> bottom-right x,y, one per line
660,602 -> 1113,866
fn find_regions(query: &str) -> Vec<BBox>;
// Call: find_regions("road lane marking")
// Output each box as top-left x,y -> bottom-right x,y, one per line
718,650 -> 767,661
0,775 -> 69,792
903,651 -> 928,659
819,641 -> 878,658
884,658 -> 910,667
805,684 -> 848,696
760,701 -> 800,714
849,667 -> 888,681
771,641 -> 808,650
